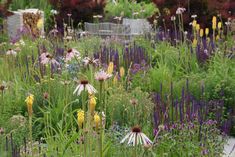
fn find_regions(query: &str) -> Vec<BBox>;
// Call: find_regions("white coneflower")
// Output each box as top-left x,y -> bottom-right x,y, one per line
95,70 -> 112,82
6,49 -> 17,56
65,48 -> 80,62
82,57 -> 100,66
120,126 -> 153,146
73,80 -> 97,96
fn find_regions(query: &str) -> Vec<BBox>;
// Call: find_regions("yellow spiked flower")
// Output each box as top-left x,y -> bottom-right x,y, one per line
212,16 -> 217,30
89,94 -> 97,115
192,20 -> 197,28
205,28 -> 209,36
25,94 -> 34,117
218,22 -> 222,29
37,18 -> 43,30
94,113 -> 101,129
200,29 -> 204,37
192,39 -> 198,47
196,24 -> 200,31
107,62 -> 114,74
120,67 -> 125,77
77,109 -> 85,129
216,35 -> 220,41
113,74 -> 118,85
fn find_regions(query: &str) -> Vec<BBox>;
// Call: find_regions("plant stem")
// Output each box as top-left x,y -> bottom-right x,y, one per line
29,116 -> 33,156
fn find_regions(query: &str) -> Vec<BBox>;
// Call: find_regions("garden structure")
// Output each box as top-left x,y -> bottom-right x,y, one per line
0,0 -> 234,157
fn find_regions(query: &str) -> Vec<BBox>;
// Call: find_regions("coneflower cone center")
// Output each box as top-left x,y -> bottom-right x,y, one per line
68,49 -> 72,53
80,80 -> 89,85
132,126 -> 141,133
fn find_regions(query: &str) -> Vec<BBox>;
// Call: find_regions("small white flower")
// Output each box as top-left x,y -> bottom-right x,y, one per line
176,7 -> 186,15
120,126 -> 153,146
225,22 -> 231,26
191,15 -> 197,18
73,80 -> 97,96
50,10 -> 58,15
93,15 -> 103,19
171,16 -> 176,21
132,12 -> 139,16
114,16 -> 122,21
6,49 -> 17,56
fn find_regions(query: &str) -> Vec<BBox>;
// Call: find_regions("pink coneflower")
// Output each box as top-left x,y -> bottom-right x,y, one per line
40,52 -> 60,66
6,49 -> 17,56
73,80 -> 97,96
120,125 -> 153,146
65,48 -> 80,62
82,57 -> 100,66
95,70 -> 112,82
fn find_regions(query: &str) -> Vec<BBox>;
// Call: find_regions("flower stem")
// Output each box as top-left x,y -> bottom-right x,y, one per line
29,116 -> 33,156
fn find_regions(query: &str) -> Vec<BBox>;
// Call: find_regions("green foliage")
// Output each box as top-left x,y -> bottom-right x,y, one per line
105,0 -> 158,19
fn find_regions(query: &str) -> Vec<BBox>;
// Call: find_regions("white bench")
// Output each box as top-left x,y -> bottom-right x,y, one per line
84,22 -> 131,38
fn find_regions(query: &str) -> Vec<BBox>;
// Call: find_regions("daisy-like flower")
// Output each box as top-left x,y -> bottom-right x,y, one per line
82,57 -> 100,66
120,125 -> 153,146
40,52 -> 60,66
95,70 -> 112,82
6,49 -> 17,56
176,7 -> 186,15
65,48 -> 80,62
73,80 -> 97,96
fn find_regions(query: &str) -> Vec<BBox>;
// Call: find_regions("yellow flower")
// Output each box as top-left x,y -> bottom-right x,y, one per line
120,67 -> 125,77
212,16 -> 217,30
113,74 -> 118,85
200,29 -> 204,37
192,39 -> 197,47
216,35 -> 220,41
37,18 -> 43,30
192,20 -> 197,28
205,28 -> 209,36
77,109 -> 84,129
89,94 -> 97,114
196,24 -> 200,31
94,113 -> 101,129
107,62 -> 114,74
218,22 -> 222,29
25,94 -> 34,116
